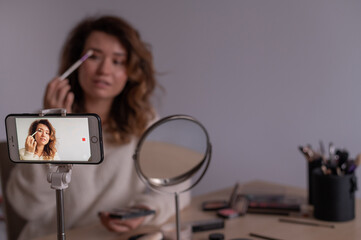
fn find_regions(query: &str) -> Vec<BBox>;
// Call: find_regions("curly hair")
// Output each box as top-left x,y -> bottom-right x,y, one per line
58,15 -> 156,144
28,119 -> 57,160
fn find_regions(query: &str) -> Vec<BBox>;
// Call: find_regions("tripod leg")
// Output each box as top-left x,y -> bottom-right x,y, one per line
56,189 -> 66,240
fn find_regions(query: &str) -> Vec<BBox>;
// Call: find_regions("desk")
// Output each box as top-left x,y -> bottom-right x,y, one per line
36,180 -> 361,240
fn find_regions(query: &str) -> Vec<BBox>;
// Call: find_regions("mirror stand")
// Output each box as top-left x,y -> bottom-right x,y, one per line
175,192 -> 180,240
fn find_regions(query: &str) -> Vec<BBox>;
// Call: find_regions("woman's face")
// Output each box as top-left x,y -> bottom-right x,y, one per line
34,123 -> 50,146
78,31 -> 128,102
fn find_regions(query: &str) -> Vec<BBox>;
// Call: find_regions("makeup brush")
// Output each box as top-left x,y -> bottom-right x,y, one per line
346,154 -> 361,174
31,130 -> 39,137
355,153 -> 361,166
59,49 -> 94,80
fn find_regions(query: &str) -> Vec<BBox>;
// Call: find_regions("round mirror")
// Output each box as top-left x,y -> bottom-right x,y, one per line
133,115 -> 211,240
134,115 -> 211,193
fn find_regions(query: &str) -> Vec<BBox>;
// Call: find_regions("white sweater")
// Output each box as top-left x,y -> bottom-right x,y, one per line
7,135 -> 190,240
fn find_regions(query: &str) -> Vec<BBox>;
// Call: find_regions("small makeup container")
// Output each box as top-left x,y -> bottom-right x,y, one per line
312,169 -> 357,221
217,195 -> 248,219
217,208 -> 240,219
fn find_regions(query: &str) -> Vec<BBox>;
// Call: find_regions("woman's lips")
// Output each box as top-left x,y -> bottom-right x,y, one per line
94,79 -> 111,88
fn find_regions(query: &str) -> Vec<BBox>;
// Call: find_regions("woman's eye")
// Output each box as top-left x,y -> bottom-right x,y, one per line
89,55 -> 101,60
113,59 -> 125,66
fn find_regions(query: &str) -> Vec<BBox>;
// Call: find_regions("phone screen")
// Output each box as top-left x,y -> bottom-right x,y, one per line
6,114 -> 103,164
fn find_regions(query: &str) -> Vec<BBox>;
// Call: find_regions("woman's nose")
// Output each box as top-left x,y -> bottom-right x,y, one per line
98,58 -> 112,75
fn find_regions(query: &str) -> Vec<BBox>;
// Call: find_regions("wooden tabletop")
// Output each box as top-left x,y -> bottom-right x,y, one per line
36,180 -> 361,240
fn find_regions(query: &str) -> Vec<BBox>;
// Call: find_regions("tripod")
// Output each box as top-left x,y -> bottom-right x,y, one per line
41,108 -> 72,240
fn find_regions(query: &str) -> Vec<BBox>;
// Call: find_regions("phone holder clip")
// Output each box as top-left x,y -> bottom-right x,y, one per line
47,164 -> 72,190
40,108 -> 67,117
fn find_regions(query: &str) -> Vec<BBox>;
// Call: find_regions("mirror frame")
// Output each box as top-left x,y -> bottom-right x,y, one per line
133,114 -> 212,193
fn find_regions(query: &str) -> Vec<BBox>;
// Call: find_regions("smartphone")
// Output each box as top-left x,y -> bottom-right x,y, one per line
5,113 -> 103,164
108,208 -> 156,220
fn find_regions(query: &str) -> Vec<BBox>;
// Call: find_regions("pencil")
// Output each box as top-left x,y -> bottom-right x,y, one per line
279,218 -> 335,228
249,233 -> 283,240
59,49 -> 94,80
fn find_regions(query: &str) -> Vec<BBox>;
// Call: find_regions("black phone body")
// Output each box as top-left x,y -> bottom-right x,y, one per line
5,113 -> 103,164
108,208 -> 156,220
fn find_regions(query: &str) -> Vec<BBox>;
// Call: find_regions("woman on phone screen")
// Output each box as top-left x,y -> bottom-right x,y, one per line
19,119 -> 60,161
7,15 -> 190,240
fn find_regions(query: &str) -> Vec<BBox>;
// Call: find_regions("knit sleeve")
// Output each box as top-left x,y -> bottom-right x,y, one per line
6,164 -> 56,221
19,148 -> 37,160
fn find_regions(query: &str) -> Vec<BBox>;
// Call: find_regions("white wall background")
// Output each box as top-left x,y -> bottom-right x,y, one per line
1,0 -> 361,197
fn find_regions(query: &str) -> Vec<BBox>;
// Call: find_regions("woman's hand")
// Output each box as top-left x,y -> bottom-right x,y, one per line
99,212 -> 145,232
43,77 -> 74,113
25,136 -> 37,153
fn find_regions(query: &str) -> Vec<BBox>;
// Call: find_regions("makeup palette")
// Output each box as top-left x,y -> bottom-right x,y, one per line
217,195 -> 248,219
217,208 -> 240,219
202,200 -> 229,211
202,183 -> 240,211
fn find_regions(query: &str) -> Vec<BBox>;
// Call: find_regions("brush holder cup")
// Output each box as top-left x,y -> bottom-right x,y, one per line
312,169 -> 357,222
307,160 -> 322,205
